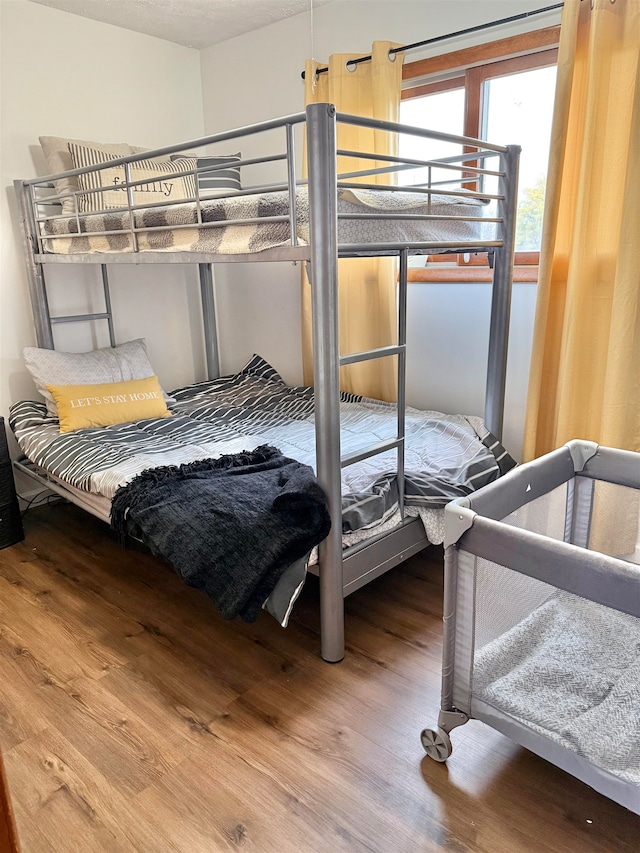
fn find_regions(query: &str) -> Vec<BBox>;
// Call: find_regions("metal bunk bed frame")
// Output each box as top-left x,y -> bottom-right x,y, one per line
13,102 -> 520,662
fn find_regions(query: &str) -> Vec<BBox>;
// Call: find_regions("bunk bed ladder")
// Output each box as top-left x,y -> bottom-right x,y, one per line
47,265 -> 117,347
338,248 -> 408,519
14,181 -> 117,349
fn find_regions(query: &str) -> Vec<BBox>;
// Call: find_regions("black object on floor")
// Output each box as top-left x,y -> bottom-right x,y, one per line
0,418 -> 24,549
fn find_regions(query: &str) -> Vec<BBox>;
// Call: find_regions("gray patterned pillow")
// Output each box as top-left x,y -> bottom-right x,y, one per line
171,152 -> 241,199
196,154 -> 241,198
24,339 -> 174,416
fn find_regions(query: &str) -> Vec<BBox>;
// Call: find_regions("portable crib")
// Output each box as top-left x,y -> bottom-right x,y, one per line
421,440 -> 640,814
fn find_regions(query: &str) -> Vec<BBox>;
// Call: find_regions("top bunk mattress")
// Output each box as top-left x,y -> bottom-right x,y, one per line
40,187 -> 492,256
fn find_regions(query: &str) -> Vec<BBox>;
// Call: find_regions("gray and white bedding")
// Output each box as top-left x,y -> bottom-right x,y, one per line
41,187 -> 491,255
473,590 -> 640,785
10,354 -> 513,538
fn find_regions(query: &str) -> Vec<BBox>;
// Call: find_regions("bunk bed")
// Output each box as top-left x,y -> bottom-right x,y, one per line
12,103 -> 520,661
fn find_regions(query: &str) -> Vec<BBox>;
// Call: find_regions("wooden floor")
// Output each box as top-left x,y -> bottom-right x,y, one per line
0,503 -> 637,852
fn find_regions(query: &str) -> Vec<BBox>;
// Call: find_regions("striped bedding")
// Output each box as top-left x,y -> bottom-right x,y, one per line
40,187 -> 491,256
10,355 -> 513,537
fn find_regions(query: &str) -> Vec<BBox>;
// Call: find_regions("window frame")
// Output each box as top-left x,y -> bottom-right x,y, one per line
401,26 -> 560,282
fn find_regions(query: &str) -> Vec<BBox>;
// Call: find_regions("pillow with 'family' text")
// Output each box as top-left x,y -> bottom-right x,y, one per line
68,141 -> 197,212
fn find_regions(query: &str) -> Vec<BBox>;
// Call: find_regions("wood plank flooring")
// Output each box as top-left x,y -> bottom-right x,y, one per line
0,502 -> 637,852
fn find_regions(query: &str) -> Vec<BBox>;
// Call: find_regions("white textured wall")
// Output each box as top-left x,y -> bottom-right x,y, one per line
1,0 -> 205,471
200,0 -> 560,459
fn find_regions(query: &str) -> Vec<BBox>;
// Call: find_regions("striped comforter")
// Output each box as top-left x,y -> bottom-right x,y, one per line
10,355 -> 513,533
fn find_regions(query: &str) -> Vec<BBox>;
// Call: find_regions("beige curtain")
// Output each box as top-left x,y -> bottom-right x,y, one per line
302,41 -> 403,401
523,0 -> 640,460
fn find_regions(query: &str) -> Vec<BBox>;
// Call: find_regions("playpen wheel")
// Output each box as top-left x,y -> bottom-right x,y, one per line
420,726 -> 452,762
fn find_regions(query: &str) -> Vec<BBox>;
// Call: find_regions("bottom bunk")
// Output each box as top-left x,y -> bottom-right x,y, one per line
11,344 -> 514,650
422,440 -> 640,815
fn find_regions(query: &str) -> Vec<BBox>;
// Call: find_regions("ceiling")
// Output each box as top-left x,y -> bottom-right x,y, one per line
27,0 -> 335,50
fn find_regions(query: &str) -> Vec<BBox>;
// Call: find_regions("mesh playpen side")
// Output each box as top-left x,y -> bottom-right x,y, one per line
421,440 -> 640,815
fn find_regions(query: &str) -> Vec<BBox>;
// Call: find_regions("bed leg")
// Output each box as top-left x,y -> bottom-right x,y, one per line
199,263 -> 220,380
307,103 -> 344,663
484,144 -> 520,440
318,540 -> 345,663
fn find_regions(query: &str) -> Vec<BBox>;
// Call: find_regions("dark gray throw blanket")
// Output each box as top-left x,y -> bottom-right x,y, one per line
110,445 -> 331,622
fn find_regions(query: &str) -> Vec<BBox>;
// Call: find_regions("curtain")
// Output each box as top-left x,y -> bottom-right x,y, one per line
302,41 -> 403,402
523,0 -> 640,459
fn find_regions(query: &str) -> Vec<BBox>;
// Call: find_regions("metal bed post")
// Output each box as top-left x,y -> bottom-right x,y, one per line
100,266 -> 116,347
306,102 -> 344,663
14,180 -> 54,349
484,144 -> 520,440
198,263 -> 220,381
397,249 -> 409,520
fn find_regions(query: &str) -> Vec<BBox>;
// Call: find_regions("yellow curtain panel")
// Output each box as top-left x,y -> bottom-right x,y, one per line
301,41 -> 403,402
524,0 -> 640,459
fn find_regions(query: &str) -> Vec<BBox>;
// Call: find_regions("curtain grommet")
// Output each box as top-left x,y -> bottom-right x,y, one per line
345,60 -> 357,73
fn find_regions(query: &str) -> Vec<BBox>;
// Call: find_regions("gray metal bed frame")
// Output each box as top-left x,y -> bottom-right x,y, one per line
13,103 -> 520,662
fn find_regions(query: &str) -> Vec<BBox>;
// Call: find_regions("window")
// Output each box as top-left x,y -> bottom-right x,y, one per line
400,27 -> 559,281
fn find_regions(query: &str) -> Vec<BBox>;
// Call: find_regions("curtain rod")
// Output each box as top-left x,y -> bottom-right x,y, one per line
300,3 -> 563,80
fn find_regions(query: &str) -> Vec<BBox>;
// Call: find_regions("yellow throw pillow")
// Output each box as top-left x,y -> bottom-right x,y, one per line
46,376 -> 171,433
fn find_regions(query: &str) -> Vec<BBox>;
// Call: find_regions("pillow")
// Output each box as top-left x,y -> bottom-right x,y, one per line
23,338 -> 174,417
172,152 -> 241,199
197,154 -> 242,198
67,142 -> 197,213
47,376 -> 170,433
39,136 -> 147,216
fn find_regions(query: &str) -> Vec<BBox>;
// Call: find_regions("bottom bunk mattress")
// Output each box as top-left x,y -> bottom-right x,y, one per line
11,354 -> 513,536
472,590 -> 640,787
10,355 -> 513,621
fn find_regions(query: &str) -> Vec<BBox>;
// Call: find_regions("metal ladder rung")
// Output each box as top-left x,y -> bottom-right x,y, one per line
51,312 -> 112,325
341,437 -> 403,469
339,344 -> 405,367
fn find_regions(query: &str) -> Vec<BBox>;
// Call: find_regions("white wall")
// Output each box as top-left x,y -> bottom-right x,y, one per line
200,0 -> 561,459
1,0 -> 205,473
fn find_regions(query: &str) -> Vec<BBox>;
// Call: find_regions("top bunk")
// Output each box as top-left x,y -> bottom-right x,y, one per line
15,103 -> 519,266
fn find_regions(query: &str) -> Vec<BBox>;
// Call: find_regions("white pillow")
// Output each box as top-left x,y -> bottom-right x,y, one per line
67,142 -> 197,213
39,136 -> 147,216
23,339 -> 174,417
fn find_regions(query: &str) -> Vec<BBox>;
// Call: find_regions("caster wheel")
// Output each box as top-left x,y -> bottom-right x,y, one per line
420,726 -> 452,762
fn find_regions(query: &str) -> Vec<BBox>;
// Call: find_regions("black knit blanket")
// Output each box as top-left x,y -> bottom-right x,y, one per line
110,445 -> 331,622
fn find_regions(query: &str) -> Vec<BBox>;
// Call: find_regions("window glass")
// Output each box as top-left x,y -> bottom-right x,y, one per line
399,88 -> 465,187
482,65 -> 557,251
